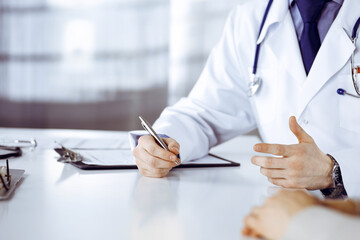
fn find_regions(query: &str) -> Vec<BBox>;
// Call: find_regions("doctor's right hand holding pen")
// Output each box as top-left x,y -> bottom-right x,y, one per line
133,135 -> 181,178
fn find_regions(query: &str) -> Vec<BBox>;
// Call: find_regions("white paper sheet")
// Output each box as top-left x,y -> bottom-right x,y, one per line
76,149 -> 135,166
74,149 -> 232,166
60,138 -> 128,149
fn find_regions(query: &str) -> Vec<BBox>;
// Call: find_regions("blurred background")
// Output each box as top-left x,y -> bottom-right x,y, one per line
0,0 -> 243,131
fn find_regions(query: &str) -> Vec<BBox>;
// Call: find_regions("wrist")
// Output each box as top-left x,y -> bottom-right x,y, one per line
320,154 -> 348,199
323,154 -> 334,189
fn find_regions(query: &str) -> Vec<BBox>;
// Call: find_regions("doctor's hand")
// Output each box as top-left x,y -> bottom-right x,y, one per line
251,116 -> 333,190
133,135 -> 181,178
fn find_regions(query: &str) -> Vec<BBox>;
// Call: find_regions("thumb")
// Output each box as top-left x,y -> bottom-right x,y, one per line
289,116 -> 314,143
163,138 -> 180,155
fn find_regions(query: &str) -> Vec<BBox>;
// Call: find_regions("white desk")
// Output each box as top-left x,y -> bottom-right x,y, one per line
0,128 -> 273,240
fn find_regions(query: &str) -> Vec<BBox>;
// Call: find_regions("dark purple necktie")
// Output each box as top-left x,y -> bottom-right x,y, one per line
296,0 -> 327,74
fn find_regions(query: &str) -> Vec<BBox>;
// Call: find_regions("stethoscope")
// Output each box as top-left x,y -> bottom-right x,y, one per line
337,17 -> 360,98
248,0 -> 360,98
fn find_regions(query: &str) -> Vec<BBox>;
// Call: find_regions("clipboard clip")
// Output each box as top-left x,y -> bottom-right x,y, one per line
55,142 -> 83,163
0,159 -> 11,191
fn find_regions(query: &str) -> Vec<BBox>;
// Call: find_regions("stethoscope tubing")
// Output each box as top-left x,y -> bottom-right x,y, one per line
250,0 -> 360,99
252,0 -> 273,76
352,17 -> 360,40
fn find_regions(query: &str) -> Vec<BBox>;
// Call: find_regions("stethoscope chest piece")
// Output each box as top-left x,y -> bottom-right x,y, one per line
248,74 -> 262,97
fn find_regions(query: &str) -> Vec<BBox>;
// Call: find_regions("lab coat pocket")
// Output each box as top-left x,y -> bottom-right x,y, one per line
338,73 -> 360,133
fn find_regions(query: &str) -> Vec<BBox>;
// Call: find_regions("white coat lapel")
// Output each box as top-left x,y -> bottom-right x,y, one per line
296,0 -> 359,117
257,0 -> 307,87
266,11 -> 307,85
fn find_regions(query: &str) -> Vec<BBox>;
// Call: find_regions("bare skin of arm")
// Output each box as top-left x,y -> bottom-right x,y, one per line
242,190 -> 359,240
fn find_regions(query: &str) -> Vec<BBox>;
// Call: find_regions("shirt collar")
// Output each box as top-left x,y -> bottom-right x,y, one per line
288,0 -> 344,7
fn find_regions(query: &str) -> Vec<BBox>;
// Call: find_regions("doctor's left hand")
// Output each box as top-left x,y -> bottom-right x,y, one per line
251,116 -> 333,190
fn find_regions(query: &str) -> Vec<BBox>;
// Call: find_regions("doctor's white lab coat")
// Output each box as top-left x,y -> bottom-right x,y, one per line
151,0 -> 360,197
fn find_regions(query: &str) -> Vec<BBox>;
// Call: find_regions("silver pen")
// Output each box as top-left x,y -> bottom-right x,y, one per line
139,116 -> 179,165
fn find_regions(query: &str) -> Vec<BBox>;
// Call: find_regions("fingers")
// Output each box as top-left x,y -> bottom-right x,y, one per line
243,211 -> 262,238
289,116 -> 314,143
134,135 -> 181,178
136,146 -> 178,169
163,138 -> 181,165
251,156 -> 286,169
241,226 -> 252,236
163,138 -> 180,155
259,168 -> 287,178
253,117 -> 315,156
134,154 -> 171,178
241,225 -> 262,238
139,135 -> 178,163
254,143 -> 295,157
137,166 -> 170,178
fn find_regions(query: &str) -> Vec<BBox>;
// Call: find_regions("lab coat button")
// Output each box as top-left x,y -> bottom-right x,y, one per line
302,119 -> 309,125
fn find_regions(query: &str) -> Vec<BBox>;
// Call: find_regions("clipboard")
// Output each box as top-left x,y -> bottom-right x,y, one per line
54,148 -> 240,170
